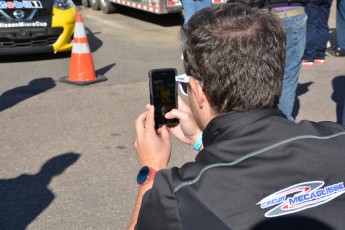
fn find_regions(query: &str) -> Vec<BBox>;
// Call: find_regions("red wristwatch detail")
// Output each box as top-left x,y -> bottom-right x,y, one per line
146,167 -> 156,184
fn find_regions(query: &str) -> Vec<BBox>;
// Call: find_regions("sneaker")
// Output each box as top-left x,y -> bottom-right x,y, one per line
326,47 -> 345,57
302,60 -> 314,67
314,59 -> 326,64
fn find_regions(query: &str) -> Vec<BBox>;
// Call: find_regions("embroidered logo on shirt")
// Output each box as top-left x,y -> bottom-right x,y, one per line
257,181 -> 345,217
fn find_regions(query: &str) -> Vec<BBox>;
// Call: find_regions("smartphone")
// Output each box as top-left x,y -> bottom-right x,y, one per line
149,68 -> 179,129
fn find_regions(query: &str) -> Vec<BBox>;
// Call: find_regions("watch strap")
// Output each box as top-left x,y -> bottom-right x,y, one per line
193,132 -> 203,151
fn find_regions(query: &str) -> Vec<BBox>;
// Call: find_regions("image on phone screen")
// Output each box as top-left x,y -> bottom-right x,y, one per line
149,69 -> 179,128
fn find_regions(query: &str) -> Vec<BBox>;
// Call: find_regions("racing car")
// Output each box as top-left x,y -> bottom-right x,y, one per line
0,0 -> 76,55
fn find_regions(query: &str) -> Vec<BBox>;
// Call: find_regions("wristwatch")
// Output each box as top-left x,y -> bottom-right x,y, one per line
137,166 -> 157,186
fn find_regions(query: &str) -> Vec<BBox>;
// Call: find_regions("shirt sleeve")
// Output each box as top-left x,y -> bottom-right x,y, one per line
135,169 -> 181,230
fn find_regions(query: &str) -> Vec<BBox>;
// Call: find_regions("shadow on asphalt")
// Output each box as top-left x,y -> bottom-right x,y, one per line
87,27 -> 103,53
96,63 -> 116,76
293,76 -> 345,125
0,77 -> 56,112
0,153 -> 80,229
293,82 -> 313,120
331,75 -> 345,124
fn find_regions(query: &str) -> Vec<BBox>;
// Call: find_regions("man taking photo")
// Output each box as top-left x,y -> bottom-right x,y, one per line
130,3 -> 345,229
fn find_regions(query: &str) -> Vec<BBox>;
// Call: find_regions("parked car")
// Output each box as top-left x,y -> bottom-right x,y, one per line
0,0 -> 76,55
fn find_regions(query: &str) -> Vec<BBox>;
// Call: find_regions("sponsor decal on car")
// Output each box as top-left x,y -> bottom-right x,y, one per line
0,21 -> 48,28
0,1 -> 43,9
257,181 -> 345,217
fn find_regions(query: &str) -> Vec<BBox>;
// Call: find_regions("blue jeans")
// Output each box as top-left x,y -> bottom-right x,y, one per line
337,0 -> 345,51
182,0 -> 212,25
181,0 -> 212,47
304,0 -> 332,61
278,11 -> 307,121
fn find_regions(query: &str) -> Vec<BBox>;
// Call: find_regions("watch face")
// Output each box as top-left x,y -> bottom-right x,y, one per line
137,166 -> 150,185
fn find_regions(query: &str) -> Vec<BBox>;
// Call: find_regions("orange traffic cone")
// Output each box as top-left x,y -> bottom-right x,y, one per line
60,12 -> 107,86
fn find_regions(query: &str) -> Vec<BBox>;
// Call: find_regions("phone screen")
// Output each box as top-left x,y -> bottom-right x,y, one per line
149,68 -> 179,128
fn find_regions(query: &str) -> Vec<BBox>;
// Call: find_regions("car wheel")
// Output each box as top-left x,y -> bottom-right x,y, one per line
90,0 -> 100,10
100,0 -> 117,14
82,0 -> 90,7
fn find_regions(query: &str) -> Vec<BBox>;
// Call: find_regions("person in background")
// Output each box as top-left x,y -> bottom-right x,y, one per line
326,0 -> 345,57
129,3 -> 345,229
302,0 -> 333,66
271,0 -> 307,121
180,0 -> 212,50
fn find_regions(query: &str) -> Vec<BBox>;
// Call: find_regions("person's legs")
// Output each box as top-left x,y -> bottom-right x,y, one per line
278,12 -> 307,121
315,0 -> 333,59
336,0 -> 345,51
326,0 -> 345,56
181,0 -> 196,50
181,0 -> 211,50
182,0 -> 197,26
195,0 -> 212,11
304,0 -> 320,62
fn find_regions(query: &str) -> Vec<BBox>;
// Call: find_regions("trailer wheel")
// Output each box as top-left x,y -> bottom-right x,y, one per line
100,0 -> 117,14
81,0 -> 90,7
90,0 -> 100,10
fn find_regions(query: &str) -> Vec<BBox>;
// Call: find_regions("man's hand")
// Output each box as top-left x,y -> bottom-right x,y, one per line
135,105 -> 171,170
165,96 -> 202,146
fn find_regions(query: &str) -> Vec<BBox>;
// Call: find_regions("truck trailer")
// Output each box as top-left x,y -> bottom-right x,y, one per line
82,0 -> 226,15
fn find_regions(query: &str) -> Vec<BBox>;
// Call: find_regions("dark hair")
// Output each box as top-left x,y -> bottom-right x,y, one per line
182,3 -> 286,113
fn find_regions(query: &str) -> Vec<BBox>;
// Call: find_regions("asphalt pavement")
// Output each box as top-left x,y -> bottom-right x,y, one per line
0,3 -> 344,230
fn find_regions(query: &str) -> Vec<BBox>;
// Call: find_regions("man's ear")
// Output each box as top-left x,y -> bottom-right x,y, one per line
189,78 -> 206,108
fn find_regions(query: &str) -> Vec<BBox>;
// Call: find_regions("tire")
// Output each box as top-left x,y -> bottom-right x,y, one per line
81,0 -> 90,7
90,0 -> 100,10
100,0 -> 117,14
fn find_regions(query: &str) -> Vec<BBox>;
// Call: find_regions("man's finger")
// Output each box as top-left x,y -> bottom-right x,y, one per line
144,105 -> 156,132
160,125 -> 171,141
165,108 -> 188,121
135,109 -> 149,135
